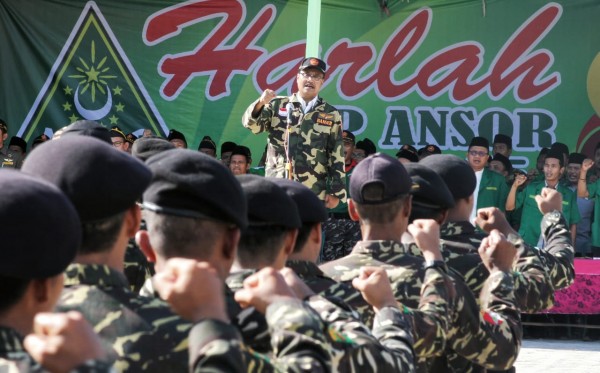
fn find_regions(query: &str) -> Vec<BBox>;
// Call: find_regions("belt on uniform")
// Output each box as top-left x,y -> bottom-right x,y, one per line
329,212 -> 351,219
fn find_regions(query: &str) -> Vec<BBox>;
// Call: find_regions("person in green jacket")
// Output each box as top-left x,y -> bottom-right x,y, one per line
466,136 -> 509,223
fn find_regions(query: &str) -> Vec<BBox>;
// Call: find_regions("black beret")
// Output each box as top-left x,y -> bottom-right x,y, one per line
396,144 -> 419,162
143,149 -> 247,229
22,136 -> 151,222
61,120 -> 112,144
110,125 -> 126,140
238,174 -> 301,228
417,144 -> 441,156
221,141 -> 237,154
568,152 -> 586,165
420,154 -> 476,201
269,178 -> 327,223
493,134 -> 512,149
355,138 -> 377,156
342,130 -> 355,144
131,137 -> 175,162
469,136 -> 490,149
9,136 -> 26,153
404,163 -> 455,209
0,170 -> 80,278
350,153 -> 411,204
550,142 -> 569,159
198,135 -> 216,151
545,148 -> 565,167
491,153 -> 512,172
167,129 -> 187,145
299,57 -> 326,74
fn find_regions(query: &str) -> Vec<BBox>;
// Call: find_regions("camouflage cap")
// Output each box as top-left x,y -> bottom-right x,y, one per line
0,170 -> 80,278
420,154 -> 476,201
270,178 -> 327,223
350,153 -> 411,204
22,136 -> 151,222
404,163 -> 455,209
198,135 -> 216,151
238,174 -> 301,228
110,125 -> 127,140
342,130 -> 355,144
143,149 -> 248,229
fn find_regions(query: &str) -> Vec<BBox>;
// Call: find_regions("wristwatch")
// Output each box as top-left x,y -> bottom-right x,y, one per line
423,259 -> 447,273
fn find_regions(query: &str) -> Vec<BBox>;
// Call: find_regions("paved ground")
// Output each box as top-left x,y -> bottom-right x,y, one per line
515,339 -> 600,372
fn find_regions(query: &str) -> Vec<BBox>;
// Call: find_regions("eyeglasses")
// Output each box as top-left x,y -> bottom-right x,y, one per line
298,71 -> 324,81
352,152 -> 366,159
468,150 -> 488,157
112,141 -> 123,147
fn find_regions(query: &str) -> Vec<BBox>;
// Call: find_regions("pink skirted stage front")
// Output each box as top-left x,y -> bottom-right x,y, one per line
545,259 -> 600,314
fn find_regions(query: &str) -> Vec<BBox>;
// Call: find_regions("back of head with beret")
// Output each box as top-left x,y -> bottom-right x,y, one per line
269,178 -> 327,223
420,154 -> 476,201
22,136 -> 152,222
350,153 -> 412,204
238,174 -> 301,229
143,149 -> 248,229
0,170 -> 81,278
61,120 -> 112,144
131,136 -> 175,162
404,163 -> 455,209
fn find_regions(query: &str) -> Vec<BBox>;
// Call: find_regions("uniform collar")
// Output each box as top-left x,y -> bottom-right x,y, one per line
63,263 -> 129,289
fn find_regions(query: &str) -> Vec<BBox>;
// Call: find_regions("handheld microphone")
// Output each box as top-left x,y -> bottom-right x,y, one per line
286,103 -> 294,125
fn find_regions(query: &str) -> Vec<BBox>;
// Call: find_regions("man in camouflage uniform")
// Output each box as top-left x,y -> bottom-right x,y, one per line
229,175 -> 416,372
419,154 -> 567,311
22,136 -> 192,372
0,171 -> 111,373
135,149 -> 330,371
0,119 -> 23,168
242,57 -> 346,207
320,153 -> 522,372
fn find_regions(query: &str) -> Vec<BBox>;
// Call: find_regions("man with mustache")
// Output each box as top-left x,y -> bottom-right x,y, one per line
242,57 -> 346,212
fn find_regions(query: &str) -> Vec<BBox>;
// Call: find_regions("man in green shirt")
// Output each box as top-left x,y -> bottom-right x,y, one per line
577,156 -> 600,257
507,148 -> 580,246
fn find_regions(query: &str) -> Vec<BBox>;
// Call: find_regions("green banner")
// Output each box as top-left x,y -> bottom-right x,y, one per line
2,0 -> 600,169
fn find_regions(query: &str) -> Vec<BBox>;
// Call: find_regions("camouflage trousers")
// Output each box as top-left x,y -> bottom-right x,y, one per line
319,215 -> 361,263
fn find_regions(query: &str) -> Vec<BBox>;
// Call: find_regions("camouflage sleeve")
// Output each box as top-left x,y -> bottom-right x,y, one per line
409,267 -> 453,359
72,360 -> 115,373
305,294 -> 415,372
538,210 -> 575,289
242,98 -> 276,134
510,233 -> 555,312
326,111 -> 347,202
265,298 -> 331,373
189,320 -> 247,373
450,271 -> 521,370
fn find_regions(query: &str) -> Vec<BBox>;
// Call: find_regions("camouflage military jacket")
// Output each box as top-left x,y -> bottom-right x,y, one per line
285,260 -> 339,294
0,326 -> 111,373
438,220 -> 554,313
320,240 -> 522,372
0,147 -> 23,169
537,210 -> 575,290
57,264 -> 192,372
242,94 -> 347,202
229,268 -> 416,372
123,220 -> 154,293
190,299 -> 331,373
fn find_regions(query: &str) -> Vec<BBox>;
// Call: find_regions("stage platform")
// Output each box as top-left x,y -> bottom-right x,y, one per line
545,259 -> 600,314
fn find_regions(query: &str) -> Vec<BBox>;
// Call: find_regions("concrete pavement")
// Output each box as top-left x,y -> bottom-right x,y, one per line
515,339 -> 600,372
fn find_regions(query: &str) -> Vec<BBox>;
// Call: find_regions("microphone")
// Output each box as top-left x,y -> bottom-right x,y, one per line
286,103 -> 294,125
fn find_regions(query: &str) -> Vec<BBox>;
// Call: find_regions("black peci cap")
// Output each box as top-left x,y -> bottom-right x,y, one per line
396,144 -> 419,162
198,135 -> 216,151
167,129 -> 187,146
491,153 -> 513,172
8,136 -> 27,153
469,136 -> 490,150
568,152 -> 586,165
493,134 -> 512,149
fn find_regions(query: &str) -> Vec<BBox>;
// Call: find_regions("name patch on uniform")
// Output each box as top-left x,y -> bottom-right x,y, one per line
485,187 -> 497,191
316,113 -> 334,126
